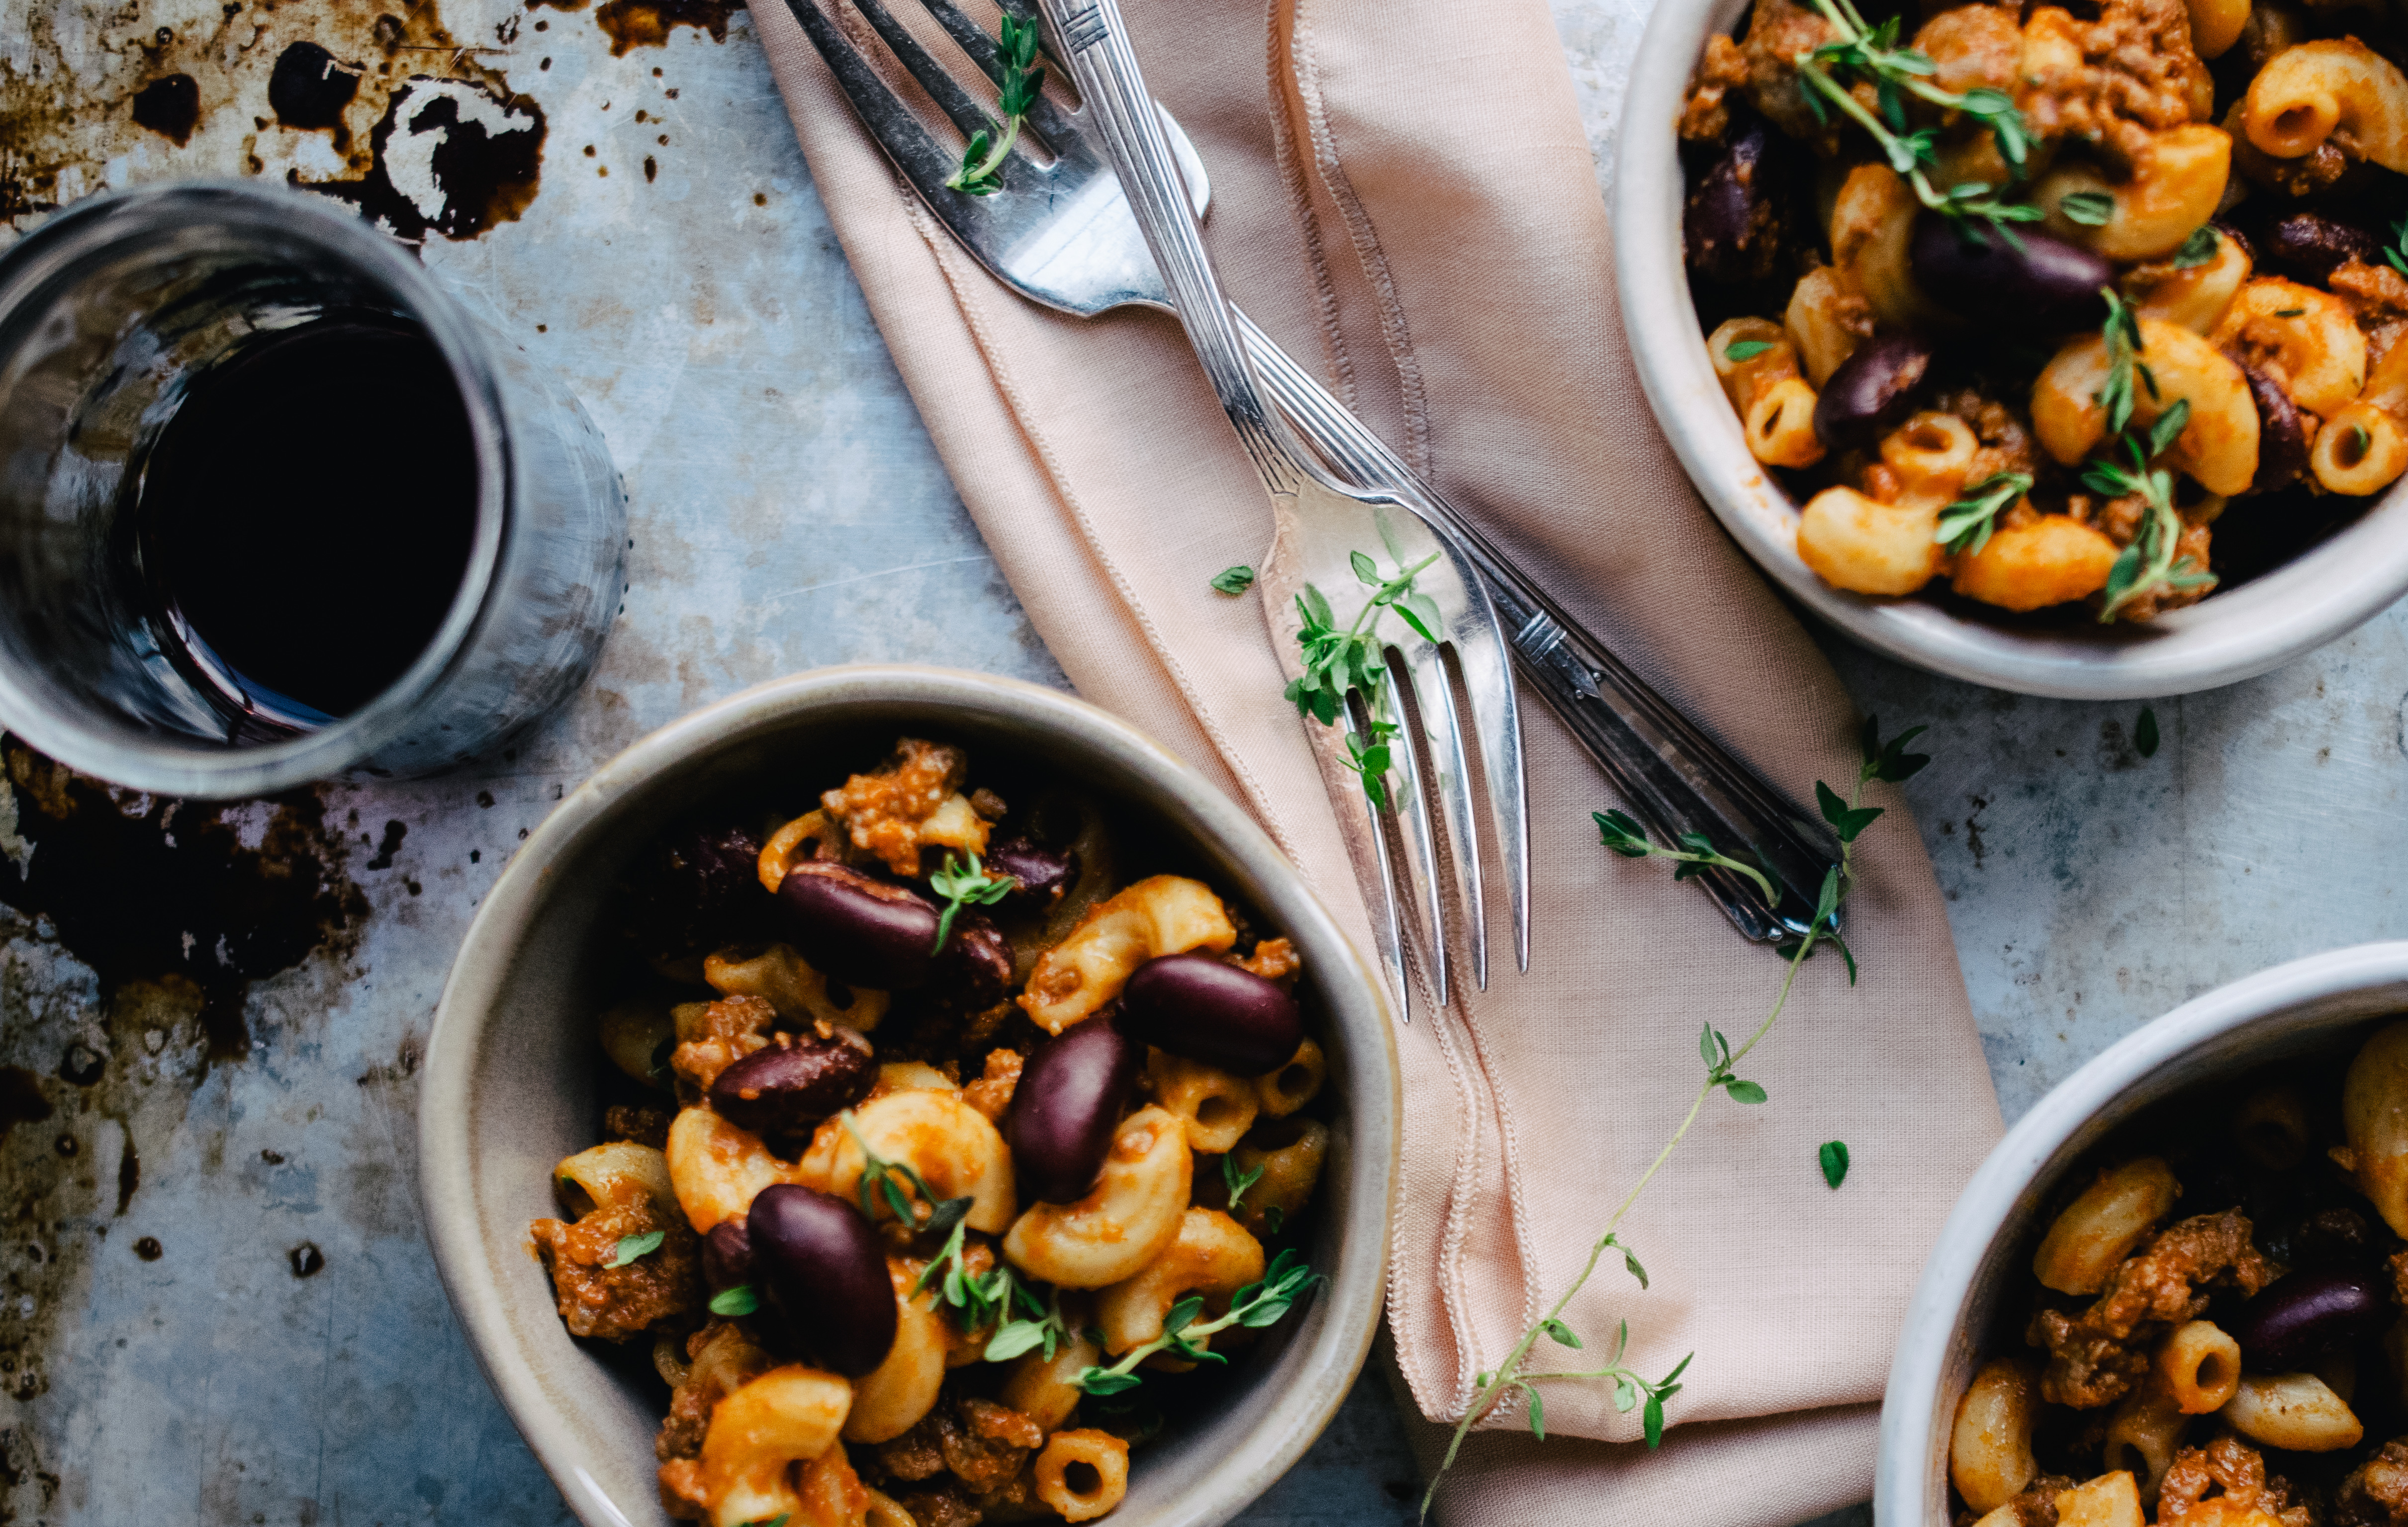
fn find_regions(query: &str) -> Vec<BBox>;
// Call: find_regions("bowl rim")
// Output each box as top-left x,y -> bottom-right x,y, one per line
416,664 -> 1402,1527
1609,0 -> 2408,701
1871,939 -> 2408,1525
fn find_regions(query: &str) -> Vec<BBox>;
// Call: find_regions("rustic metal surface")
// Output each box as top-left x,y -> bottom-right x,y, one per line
1,0 -> 2403,1523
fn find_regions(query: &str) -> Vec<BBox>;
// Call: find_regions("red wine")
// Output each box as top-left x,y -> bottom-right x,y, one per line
134,316 -> 479,725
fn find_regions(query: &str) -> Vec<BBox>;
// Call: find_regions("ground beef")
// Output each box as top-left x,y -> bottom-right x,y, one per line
1931,387 -> 2041,478
1738,0 -> 1840,142
1957,1473 -> 2074,1527
962,1048 -> 1023,1122
943,1398 -> 1040,1493
894,1483 -> 985,1527
655,1322 -> 771,1463
1913,4 -> 2024,97
669,992 -> 777,1091
2016,0 -> 2204,171
2331,258 -> 2408,365
603,1103 -> 674,1151
2160,1436 -> 2314,1527
531,1186 -> 700,1343
2338,1439 -> 2408,1527
1680,32 -> 1754,142
1234,937 -> 1302,984
2028,1210 -> 2278,1406
875,1412 -> 950,1483
2229,102 -> 2354,197
822,737 -> 970,875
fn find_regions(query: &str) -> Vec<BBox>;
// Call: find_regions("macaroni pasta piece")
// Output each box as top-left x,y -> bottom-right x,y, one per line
2343,1019 -> 2408,1236
666,1104 -> 808,1233
1783,266 -> 1864,386
2156,1321 -> 2242,1414
1829,164 -> 1929,330
2032,1157 -> 2180,1295
2122,230 -> 2252,333
2037,125 -> 2230,263
818,1087 -> 1018,1234
2241,39 -> 2408,172
685,1365 -> 855,1527
1253,1038 -> 1327,1119
1032,1430 -> 1130,1523
2209,278 -> 2366,417
841,1258 -> 951,1444
2102,1373 -> 2192,1501
2222,1371 -> 2364,1452
706,943 -> 890,1034
1950,517 -> 2121,613
1019,876 -> 1237,1034
1003,1106 -> 1192,1288
1951,1357 -> 2041,1513
1147,1049 -> 1258,1154
2032,320 -> 2259,495
1095,1208 -> 1266,1356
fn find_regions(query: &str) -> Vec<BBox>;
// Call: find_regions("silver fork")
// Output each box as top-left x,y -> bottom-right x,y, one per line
784,0 -> 1839,968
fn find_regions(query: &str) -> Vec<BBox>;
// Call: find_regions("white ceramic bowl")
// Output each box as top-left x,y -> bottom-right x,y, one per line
418,666 -> 1399,1527
1873,941 -> 2408,1524
1611,0 -> 2408,700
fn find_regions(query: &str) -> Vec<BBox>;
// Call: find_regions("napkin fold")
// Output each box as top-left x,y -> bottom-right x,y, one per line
751,0 -> 2005,1517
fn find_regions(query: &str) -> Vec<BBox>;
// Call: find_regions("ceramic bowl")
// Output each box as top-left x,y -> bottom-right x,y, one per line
1611,0 -> 2408,700
418,665 -> 1399,1527
1873,941 -> 2408,1524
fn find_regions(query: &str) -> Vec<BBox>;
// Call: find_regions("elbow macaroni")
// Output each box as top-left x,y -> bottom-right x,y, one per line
666,1105 -> 807,1233
1254,1039 -> 1326,1119
2221,1371 -> 2364,1452
1003,1106 -> 1193,1287
1019,876 -> 1237,1033
2037,126 -> 2230,263
1033,1429 -> 1130,1523
1830,164 -> 1929,330
841,1258 -> 950,1444
1095,1209 -> 1267,1355
706,943 -> 889,1034
818,1087 -> 1017,1234
2156,1321 -> 2242,1415
2343,1019 -> 2408,1236
2241,39 -> 2408,172
2032,1156 -> 2180,1295
1148,1049 -> 1259,1154
1950,1357 -> 2040,1513
2032,320 -> 2259,496
2101,1375 -> 2191,1502
1783,266 -> 1861,386
2209,278 -> 2366,417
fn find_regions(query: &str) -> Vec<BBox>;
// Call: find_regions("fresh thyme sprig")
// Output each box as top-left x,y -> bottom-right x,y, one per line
1223,1153 -> 1267,1213
2095,287 -> 2154,437
1935,471 -> 2033,556
1075,1249 -> 1320,1396
1791,0 -> 2038,243
2172,226 -> 2220,269
610,1229 -> 666,1268
2087,400 -> 2215,621
945,13 -> 1044,195
1419,718 -> 1934,1520
2388,216 -> 2408,281
1592,809 -> 1777,906
843,1112 -> 949,1226
929,850 -> 1014,952
1286,551 -> 1442,810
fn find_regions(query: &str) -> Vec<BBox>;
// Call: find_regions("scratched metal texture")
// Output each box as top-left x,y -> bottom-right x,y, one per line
0,0 -> 2401,1523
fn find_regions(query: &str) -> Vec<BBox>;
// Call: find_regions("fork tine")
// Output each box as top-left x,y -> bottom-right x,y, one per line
1449,607 -> 1531,974
908,0 -> 1088,154
1377,655 -> 1451,1009
784,0 -> 968,188
1341,705 -> 1412,1024
1398,641 -> 1488,990
846,0 -> 1001,144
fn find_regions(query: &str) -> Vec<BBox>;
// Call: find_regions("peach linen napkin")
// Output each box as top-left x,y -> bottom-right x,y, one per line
750,0 -> 2007,1517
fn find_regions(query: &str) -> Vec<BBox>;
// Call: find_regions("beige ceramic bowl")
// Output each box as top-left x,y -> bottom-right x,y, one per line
1874,941 -> 2408,1524
1613,0 -> 2408,700
419,665 -> 1400,1527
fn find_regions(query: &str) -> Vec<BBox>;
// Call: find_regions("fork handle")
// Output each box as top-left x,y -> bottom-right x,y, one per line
1230,309 -> 1833,941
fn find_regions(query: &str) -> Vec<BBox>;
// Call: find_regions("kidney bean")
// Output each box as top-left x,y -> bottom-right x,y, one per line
986,837 -> 1077,910
1685,119 -> 1785,285
939,914 -> 1012,1008
707,1032 -> 876,1136
701,1219 -> 754,1294
1812,332 -> 1937,451
774,861 -> 939,989
625,820 -> 767,958
1006,1019 -> 1142,1205
1907,212 -> 2112,330
2229,1269 -> 2390,1371
2254,211 -> 2380,283
745,1184 -> 897,1377
1119,954 -> 1305,1074
2247,365 -> 2310,493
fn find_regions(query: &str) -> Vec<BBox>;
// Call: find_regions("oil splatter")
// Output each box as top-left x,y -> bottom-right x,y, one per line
131,1237 -> 162,1261
0,1069 -> 52,1137
304,78 -> 546,242
0,740 -> 364,1064
114,1133 -> 138,1216
56,1045 -> 102,1087
269,42 -> 363,134
366,820 -> 407,871
288,1242 -> 325,1277
597,0 -> 747,54
129,75 -> 200,145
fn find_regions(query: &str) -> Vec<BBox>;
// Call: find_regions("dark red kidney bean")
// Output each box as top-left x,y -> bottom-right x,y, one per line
938,915 -> 1012,1008
1907,212 -> 2112,330
2255,211 -> 2379,283
2247,366 -> 2310,493
1006,1019 -> 1142,1205
708,1033 -> 876,1136
625,821 -> 767,958
1119,953 -> 1304,1074
774,862 -> 939,989
987,837 -> 1077,910
1685,119 -> 1784,285
2229,1269 -> 2390,1371
746,1185 -> 897,1377
1812,333 -> 1937,451
701,1219 -> 753,1293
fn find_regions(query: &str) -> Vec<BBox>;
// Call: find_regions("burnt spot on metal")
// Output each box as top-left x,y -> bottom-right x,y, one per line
129,74 -> 201,144
131,1237 -> 162,1261
56,1045 -> 103,1087
0,1070 -> 52,1138
366,820 -> 407,871
0,740 -> 365,1066
2,0 -> 546,244
595,0 -> 746,54
269,41 -> 364,135
288,1242 -> 325,1277
301,77 -> 546,243
114,1133 -> 138,1216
